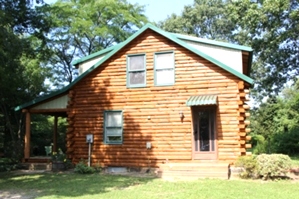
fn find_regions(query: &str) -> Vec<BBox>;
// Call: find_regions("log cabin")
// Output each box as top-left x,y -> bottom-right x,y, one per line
15,23 -> 253,178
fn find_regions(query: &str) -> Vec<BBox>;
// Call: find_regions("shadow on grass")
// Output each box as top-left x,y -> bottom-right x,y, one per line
0,171 -> 156,198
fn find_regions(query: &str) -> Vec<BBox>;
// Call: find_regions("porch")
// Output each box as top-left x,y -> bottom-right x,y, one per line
19,93 -> 69,162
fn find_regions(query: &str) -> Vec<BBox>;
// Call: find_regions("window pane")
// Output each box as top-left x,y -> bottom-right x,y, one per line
106,112 -> 122,126
129,55 -> 145,70
156,69 -> 174,85
107,136 -> 122,142
156,53 -> 174,69
106,127 -> 122,135
129,71 -> 145,85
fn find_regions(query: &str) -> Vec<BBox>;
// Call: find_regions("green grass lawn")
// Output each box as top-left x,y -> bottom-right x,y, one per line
0,172 -> 299,199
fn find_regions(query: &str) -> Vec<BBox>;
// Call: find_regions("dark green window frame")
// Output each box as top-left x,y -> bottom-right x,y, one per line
127,54 -> 146,88
154,51 -> 175,86
104,110 -> 123,144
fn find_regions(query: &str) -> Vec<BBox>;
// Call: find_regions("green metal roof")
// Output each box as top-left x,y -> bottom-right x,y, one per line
71,43 -> 122,66
172,33 -> 253,52
15,23 -> 253,111
186,95 -> 218,106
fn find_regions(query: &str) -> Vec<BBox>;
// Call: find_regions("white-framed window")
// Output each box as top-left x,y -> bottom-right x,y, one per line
127,54 -> 146,87
154,52 -> 175,86
104,110 -> 123,144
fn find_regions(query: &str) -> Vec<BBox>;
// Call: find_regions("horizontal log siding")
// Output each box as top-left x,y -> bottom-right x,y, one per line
67,29 -> 248,167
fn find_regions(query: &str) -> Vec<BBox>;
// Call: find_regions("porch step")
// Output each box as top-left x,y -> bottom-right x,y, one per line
26,157 -> 51,163
21,163 -> 52,171
158,162 -> 229,180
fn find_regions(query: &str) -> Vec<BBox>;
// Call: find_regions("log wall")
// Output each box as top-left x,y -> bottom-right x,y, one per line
66,29 -> 250,167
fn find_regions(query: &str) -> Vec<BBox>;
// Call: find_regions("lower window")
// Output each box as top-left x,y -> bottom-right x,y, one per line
104,110 -> 123,144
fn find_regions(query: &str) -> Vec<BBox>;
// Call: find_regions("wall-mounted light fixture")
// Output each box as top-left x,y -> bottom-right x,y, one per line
179,111 -> 184,119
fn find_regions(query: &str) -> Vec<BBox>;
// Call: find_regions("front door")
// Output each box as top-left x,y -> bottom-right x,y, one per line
192,107 -> 217,160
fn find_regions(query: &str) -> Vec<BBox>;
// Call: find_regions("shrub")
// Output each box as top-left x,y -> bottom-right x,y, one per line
0,158 -> 19,172
235,155 -> 257,179
74,160 -> 95,174
256,154 -> 292,180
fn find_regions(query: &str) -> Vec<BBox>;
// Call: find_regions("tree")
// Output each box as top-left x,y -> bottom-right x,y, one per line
42,0 -> 148,87
250,80 -> 299,155
227,0 -> 299,99
159,0 -> 299,100
159,0 -> 235,41
0,0 -> 50,159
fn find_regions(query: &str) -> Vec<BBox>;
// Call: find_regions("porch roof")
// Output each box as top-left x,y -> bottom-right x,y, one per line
186,95 -> 218,106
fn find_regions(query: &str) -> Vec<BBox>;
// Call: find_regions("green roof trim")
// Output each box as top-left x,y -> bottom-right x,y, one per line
71,43 -> 122,66
186,95 -> 218,106
172,33 -> 253,52
15,23 -> 254,111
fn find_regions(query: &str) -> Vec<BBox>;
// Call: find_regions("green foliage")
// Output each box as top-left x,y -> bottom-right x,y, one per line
42,0 -> 148,86
290,156 -> 299,168
74,160 -> 96,174
256,154 -> 292,180
31,115 -> 67,156
271,127 -> 299,155
51,148 -> 66,162
235,155 -> 257,179
159,0 -> 233,41
0,0 -> 50,161
160,0 -> 299,99
251,135 -> 267,155
0,158 -> 19,172
249,80 -> 299,155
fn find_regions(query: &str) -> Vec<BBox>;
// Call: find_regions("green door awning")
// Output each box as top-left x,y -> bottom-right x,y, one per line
186,95 -> 218,106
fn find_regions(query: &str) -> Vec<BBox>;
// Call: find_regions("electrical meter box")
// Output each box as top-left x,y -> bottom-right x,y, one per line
86,134 -> 93,143
146,142 -> 151,149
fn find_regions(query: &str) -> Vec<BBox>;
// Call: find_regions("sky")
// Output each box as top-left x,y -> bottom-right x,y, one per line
43,0 -> 194,22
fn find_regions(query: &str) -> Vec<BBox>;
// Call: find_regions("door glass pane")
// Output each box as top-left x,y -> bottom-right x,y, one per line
129,71 -> 145,85
129,55 -> 144,70
199,110 -> 210,151
106,112 -> 122,126
194,123 -> 199,151
210,110 -> 215,151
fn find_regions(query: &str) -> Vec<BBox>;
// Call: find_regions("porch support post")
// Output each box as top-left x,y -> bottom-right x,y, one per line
53,115 -> 58,153
24,110 -> 31,159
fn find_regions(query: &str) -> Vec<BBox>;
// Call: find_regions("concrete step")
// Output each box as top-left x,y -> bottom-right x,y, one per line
158,170 -> 229,179
158,162 -> 229,179
21,163 -> 52,171
160,162 -> 228,170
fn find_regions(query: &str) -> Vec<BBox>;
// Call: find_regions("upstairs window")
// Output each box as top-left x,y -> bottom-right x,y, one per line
104,111 -> 123,144
154,52 -> 175,86
127,54 -> 146,87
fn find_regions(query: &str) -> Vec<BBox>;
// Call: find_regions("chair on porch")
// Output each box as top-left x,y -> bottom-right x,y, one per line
45,146 -> 52,156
